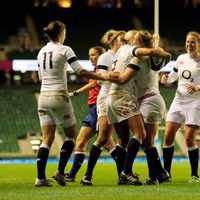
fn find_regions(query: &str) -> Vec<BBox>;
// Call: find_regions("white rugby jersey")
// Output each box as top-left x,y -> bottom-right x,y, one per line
130,56 -> 160,98
168,53 -> 200,100
96,50 -> 115,95
109,44 -> 138,95
37,41 -> 83,92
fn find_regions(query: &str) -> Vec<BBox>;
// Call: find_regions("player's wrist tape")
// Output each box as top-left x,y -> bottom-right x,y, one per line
73,91 -> 78,96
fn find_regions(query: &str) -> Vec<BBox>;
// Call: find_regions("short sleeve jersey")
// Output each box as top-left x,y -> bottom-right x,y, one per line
96,50 -> 115,95
175,53 -> 200,100
37,41 -> 83,92
130,56 -> 159,98
110,44 -> 138,95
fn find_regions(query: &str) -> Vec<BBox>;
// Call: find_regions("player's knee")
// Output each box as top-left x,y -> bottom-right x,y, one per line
185,138 -> 195,147
141,139 -> 152,149
97,138 -> 108,148
75,139 -> 87,151
164,136 -> 174,146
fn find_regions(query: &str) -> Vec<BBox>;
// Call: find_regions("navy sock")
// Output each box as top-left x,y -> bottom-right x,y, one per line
37,147 -> 49,179
85,145 -> 102,177
123,138 -> 140,174
58,140 -> 75,175
68,152 -> 85,178
163,146 -> 174,175
144,147 -> 159,180
188,148 -> 199,177
111,145 -> 126,178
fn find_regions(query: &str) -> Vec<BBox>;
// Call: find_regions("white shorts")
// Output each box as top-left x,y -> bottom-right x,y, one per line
97,94 -> 107,118
107,88 -> 140,124
166,98 -> 200,126
38,92 -> 76,128
138,93 -> 166,124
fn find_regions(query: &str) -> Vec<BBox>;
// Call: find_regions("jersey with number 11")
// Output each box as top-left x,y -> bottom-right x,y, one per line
37,41 -> 78,92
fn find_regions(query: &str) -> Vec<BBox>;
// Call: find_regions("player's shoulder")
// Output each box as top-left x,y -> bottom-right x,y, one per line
59,44 -> 73,51
100,50 -> 110,58
58,45 -> 76,58
98,51 -> 111,62
178,53 -> 188,59
176,53 -> 189,65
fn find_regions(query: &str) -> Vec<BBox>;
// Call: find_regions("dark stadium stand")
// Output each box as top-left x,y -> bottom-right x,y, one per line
0,85 -> 41,153
31,7 -> 134,59
7,50 -> 38,60
1,2 -> 199,60
0,2 -> 27,45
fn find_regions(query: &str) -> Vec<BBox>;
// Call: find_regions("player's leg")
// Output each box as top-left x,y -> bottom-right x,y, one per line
185,125 -> 200,183
66,126 -> 95,181
120,114 -> 145,185
35,124 -> 55,187
81,116 -> 111,185
52,124 -> 76,186
163,121 -> 179,178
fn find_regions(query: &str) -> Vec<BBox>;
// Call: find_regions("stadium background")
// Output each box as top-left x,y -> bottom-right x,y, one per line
0,0 -> 200,159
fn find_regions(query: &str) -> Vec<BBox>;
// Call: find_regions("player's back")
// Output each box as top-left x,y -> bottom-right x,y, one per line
97,50 -> 115,94
37,42 -> 72,92
133,56 -> 159,97
113,44 -> 136,73
110,44 -> 138,95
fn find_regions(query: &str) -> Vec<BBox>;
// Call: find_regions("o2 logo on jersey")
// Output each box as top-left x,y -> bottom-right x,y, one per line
182,70 -> 193,82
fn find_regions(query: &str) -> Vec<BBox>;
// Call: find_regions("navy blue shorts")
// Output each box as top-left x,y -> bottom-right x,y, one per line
82,104 -> 98,132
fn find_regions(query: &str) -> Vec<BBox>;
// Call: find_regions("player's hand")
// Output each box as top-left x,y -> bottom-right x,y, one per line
108,70 -> 120,78
68,92 -> 74,97
101,70 -> 120,81
161,73 -> 169,84
187,85 -> 200,94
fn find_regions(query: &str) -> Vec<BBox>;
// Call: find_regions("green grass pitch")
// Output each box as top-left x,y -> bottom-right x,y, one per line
1,162 -> 200,200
